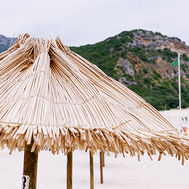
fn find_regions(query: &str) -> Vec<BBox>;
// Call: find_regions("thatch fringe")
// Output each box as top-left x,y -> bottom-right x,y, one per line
1,123 -> 189,164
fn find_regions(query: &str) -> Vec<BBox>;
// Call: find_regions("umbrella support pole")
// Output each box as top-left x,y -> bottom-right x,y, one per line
67,152 -> 73,189
102,152 -> 105,167
100,152 -> 103,184
23,141 -> 38,189
90,151 -> 94,189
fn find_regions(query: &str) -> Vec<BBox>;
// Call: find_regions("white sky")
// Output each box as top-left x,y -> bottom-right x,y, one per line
0,0 -> 189,46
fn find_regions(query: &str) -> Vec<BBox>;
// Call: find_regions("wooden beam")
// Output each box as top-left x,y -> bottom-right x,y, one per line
23,140 -> 38,189
90,151 -> 94,189
67,152 -> 73,189
100,152 -> 103,184
102,152 -> 105,167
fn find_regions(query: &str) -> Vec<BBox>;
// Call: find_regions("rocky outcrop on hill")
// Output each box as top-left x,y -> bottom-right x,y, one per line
131,30 -> 189,55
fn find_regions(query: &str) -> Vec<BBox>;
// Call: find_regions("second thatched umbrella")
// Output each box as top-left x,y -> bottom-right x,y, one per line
0,34 -> 189,189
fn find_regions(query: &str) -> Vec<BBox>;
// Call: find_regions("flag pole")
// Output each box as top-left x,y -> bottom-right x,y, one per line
178,53 -> 182,131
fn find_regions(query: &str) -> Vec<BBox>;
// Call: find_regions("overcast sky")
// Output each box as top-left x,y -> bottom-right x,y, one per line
0,0 -> 189,46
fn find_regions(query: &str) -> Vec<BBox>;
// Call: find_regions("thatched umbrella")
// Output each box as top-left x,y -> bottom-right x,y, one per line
1,34 -> 189,189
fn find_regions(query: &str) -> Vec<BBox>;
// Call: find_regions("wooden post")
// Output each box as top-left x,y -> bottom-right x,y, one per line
100,152 -> 103,184
23,140 -> 38,189
67,152 -> 73,189
102,152 -> 105,167
90,151 -> 94,189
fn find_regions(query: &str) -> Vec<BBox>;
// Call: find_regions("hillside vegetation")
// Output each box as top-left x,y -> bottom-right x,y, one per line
71,29 -> 189,110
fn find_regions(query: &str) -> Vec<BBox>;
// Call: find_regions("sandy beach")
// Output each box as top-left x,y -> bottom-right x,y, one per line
1,108 -> 189,189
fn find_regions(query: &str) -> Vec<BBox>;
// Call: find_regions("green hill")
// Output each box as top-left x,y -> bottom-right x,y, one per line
71,29 -> 189,110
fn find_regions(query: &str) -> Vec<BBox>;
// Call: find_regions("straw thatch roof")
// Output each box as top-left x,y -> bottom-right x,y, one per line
0,34 -> 189,163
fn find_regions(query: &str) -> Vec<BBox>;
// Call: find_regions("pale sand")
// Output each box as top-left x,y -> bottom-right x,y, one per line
1,108 -> 189,189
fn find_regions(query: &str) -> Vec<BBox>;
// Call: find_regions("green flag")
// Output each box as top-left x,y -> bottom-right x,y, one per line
171,58 -> 178,68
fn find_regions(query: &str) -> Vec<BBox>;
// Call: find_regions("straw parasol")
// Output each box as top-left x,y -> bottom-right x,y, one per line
1,34 -> 189,189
